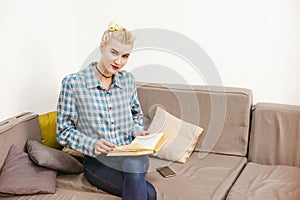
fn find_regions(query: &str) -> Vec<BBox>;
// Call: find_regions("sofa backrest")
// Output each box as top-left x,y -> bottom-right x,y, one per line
0,112 -> 41,170
137,82 -> 253,157
248,103 -> 300,167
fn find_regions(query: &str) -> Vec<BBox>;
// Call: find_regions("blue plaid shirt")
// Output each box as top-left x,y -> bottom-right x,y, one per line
56,62 -> 144,157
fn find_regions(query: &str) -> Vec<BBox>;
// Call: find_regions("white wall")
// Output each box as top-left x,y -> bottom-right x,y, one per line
0,0 -> 79,121
0,0 -> 299,121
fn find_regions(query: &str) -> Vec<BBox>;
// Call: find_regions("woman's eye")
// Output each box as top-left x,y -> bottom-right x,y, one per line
111,51 -> 117,55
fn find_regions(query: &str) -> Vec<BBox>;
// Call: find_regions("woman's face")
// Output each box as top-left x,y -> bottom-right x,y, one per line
100,38 -> 133,75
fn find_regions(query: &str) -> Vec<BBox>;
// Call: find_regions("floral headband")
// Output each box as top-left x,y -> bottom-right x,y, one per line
108,22 -> 123,32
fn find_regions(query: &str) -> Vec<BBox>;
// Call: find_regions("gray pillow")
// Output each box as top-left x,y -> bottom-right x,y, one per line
0,145 -> 56,196
26,139 -> 83,173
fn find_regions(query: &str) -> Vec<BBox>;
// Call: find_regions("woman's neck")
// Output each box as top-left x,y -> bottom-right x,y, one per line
95,63 -> 112,79
94,64 -> 113,89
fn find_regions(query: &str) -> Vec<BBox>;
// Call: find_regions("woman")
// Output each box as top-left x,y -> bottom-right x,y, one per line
56,22 -> 157,200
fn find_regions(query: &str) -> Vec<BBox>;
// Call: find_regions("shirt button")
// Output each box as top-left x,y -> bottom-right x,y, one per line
109,107 -> 112,110
111,122 -> 114,124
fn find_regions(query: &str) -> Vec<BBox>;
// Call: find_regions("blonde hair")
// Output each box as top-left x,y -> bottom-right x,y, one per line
101,22 -> 135,45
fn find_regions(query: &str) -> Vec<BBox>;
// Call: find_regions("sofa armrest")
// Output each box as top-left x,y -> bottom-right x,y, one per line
0,112 -> 41,169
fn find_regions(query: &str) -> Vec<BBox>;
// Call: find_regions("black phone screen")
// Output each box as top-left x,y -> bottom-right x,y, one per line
156,166 -> 176,178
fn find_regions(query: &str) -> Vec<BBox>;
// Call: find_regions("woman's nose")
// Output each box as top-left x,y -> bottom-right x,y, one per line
114,56 -> 122,65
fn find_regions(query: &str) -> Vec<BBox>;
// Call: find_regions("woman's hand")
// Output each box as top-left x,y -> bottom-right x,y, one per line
94,138 -> 115,155
134,131 -> 150,137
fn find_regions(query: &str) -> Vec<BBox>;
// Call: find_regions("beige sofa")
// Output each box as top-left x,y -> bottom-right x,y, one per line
0,82 -> 299,200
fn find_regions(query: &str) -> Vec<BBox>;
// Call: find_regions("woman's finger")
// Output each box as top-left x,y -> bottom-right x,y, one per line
102,139 -> 115,148
94,139 -> 114,154
135,131 -> 150,137
94,143 -> 107,154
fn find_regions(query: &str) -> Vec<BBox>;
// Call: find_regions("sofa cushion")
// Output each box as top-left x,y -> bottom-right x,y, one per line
56,173 -> 107,193
2,188 -> 120,200
248,103 -> 300,167
147,152 -> 247,200
26,139 -> 83,173
38,111 -> 62,149
0,145 -> 56,196
137,82 -> 252,157
147,106 -> 203,163
0,112 -> 41,170
226,162 -> 300,200
4,173 -> 118,199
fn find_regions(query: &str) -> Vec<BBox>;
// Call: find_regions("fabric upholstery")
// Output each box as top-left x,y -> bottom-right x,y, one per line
143,116 -> 151,131
248,103 -> 300,167
227,162 -> 300,200
137,82 -> 252,156
26,139 -> 83,173
147,106 -> 203,163
0,145 -> 56,196
1,188 -> 120,200
56,173 -> 107,193
147,152 -> 247,200
0,112 -> 41,170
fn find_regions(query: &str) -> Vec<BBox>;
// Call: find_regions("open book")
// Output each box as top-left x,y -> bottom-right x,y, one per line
107,133 -> 168,156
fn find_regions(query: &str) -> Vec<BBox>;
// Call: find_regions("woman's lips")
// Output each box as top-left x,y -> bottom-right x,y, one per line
111,65 -> 119,70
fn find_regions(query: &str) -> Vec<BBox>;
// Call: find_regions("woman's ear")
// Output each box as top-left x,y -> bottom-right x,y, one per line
100,42 -> 104,53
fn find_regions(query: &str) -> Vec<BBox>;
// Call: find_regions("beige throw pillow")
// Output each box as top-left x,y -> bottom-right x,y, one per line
147,107 -> 204,163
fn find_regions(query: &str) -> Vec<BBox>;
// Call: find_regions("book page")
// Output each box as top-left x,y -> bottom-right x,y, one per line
131,133 -> 165,150
113,143 -> 149,152
107,132 -> 167,156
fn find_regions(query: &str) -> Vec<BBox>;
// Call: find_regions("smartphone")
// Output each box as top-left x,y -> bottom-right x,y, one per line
156,166 -> 176,178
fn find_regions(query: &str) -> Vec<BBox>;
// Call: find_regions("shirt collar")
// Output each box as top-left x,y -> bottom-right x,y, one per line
113,71 -> 124,89
84,62 -> 124,90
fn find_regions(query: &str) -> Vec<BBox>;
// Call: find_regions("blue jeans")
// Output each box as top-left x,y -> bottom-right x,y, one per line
84,155 -> 157,200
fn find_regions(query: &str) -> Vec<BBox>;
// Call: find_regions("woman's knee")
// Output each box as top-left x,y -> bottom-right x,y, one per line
122,155 -> 149,173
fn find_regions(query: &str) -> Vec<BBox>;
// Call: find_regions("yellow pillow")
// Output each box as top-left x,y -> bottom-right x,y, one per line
38,111 -> 62,149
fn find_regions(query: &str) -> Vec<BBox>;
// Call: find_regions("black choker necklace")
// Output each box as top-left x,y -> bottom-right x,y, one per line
95,65 -> 112,78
